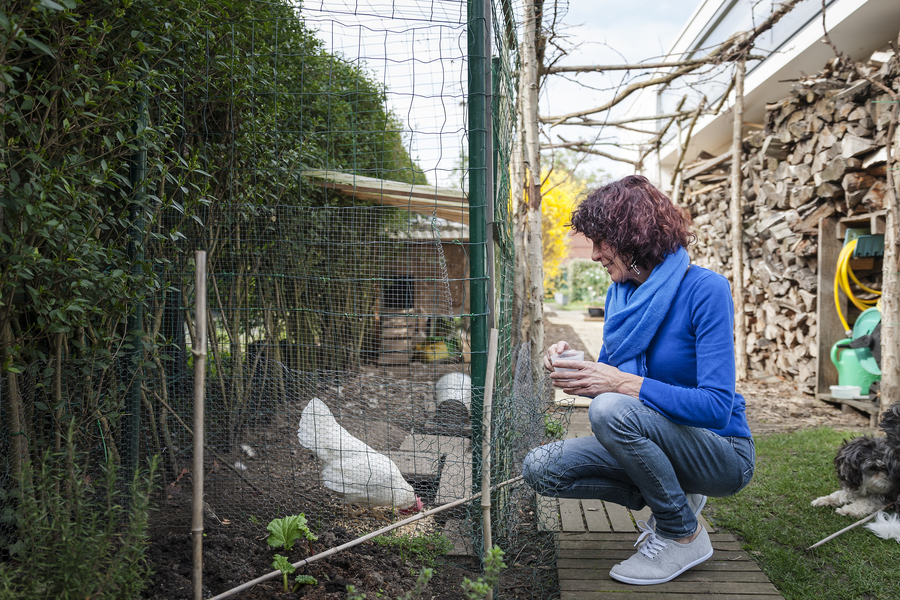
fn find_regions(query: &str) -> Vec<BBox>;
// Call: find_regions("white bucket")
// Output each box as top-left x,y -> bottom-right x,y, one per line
435,372 -> 472,410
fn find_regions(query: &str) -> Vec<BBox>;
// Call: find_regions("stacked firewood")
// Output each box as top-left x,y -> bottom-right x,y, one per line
680,52 -> 898,394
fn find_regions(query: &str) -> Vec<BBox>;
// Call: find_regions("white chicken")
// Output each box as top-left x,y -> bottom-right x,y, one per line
297,398 -> 422,513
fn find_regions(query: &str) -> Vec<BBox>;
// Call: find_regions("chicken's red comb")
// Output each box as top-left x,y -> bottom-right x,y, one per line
399,495 -> 424,514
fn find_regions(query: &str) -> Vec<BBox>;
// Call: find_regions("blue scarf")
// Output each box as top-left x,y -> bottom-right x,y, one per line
602,247 -> 690,376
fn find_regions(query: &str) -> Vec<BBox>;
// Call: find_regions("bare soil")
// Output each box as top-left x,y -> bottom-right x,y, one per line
141,315 -> 874,600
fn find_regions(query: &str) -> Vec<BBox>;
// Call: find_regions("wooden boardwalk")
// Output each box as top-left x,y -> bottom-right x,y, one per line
540,408 -> 783,599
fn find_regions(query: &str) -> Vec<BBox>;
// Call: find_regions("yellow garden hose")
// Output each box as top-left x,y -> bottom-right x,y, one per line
834,237 -> 881,332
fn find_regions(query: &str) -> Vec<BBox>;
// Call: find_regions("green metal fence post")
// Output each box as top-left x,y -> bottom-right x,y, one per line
124,91 -> 148,482
468,0 -> 492,559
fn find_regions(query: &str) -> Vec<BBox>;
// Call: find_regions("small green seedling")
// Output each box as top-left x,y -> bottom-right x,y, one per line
272,554 -> 295,593
544,414 -> 565,440
267,513 -> 318,554
294,573 -> 318,592
461,546 -> 507,600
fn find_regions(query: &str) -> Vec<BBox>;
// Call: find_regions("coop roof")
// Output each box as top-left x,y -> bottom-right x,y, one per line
306,169 -> 469,226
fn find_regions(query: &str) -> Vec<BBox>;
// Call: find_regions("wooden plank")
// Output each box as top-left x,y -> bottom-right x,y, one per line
816,216 -> 844,397
381,338 -> 414,353
562,579 -> 780,594
686,180 -> 728,199
559,538 -> 744,552
817,394 -> 878,415
605,502 -> 635,532
307,169 -> 465,202
559,498 -> 586,532
838,208 -> 887,237
558,558 -> 763,571
561,593 -> 783,600
560,549 -> 748,562
378,353 -> 410,365
581,499 -> 610,532
631,505 -> 652,524
558,531 -> 742,543
559,567 -> 772,582
307,169 -> 468,225
535,494 -> 559,532
683,149 -> 732,181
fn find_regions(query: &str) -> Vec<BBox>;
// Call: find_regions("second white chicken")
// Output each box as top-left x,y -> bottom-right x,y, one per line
297,398 -> 422,512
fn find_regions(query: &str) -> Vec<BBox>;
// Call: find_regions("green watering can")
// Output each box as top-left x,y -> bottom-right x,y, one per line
830,307 -> 882,393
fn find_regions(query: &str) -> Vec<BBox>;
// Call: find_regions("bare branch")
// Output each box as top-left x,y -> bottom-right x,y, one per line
545,0 -> 803,126
540,109 -> 696,126
545,138 -> 639,165
544,54 -> 768,74
544,58 -> 712,74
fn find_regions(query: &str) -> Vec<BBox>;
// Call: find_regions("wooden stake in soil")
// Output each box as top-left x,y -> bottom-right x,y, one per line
192,251 -> 207,600
480,328 -> 499,600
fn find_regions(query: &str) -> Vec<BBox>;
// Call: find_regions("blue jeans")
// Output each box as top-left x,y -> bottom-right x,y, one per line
523,393 -> 755,539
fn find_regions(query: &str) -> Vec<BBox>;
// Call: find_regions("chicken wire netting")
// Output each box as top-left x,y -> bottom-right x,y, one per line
0,0 -> 572,595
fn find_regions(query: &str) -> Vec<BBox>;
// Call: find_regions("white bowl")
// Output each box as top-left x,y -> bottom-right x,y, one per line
830,385 -> 861,399
552,350 -> 584,371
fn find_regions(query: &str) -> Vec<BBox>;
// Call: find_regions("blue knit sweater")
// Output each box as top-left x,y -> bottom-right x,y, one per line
598,265 -> 753,438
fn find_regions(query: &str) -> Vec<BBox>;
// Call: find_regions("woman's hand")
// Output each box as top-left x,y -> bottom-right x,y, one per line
549,359 -> 644,398
543,340 -> 572,372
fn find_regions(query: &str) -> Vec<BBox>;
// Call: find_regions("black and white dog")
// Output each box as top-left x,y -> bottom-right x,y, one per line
811,403 -> 900,518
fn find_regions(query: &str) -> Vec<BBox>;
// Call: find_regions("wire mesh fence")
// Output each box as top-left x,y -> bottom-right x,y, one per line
1,0 -> 570,597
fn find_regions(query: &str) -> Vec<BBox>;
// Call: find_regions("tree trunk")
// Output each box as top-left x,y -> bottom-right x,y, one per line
730,55 -> 748,381
880,106 -> 900,417
512,94 -> 527,351
522,0 -> 544,377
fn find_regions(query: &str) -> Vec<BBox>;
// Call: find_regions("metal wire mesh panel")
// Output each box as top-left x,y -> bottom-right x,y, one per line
148,0 -> 561,596
0,0 -> 569,596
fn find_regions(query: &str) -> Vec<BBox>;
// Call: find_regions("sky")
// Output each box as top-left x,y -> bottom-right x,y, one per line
304,0 -> 702,186
540,0 -> 701,180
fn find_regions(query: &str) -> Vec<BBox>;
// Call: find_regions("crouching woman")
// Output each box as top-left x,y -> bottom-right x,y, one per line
523,175 -> 755,585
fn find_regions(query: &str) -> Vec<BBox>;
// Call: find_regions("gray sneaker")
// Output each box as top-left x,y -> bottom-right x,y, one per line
646,493 -> 706,532
610,523 -> 713,585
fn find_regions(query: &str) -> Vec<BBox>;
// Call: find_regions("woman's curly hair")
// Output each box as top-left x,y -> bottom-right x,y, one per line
570,175 -> 695,268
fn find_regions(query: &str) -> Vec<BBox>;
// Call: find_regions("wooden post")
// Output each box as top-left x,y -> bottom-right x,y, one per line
730,55 -> 747,381
816,217 -> 846,399
522,0 -> 544,376
880,105 -> 900,418
192,251 -> 207,600
480,328 -> 499,600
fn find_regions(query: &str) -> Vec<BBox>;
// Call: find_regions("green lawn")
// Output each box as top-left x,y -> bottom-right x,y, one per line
707,427 -> 900,600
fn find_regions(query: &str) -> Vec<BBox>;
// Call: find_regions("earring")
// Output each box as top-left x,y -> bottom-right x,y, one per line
630,260 -> 641,275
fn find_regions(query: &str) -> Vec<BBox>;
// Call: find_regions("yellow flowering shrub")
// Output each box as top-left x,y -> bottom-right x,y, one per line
542,170 -> 585,295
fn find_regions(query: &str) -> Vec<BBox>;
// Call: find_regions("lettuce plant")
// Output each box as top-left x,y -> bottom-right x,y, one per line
266,514 -> 318,553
